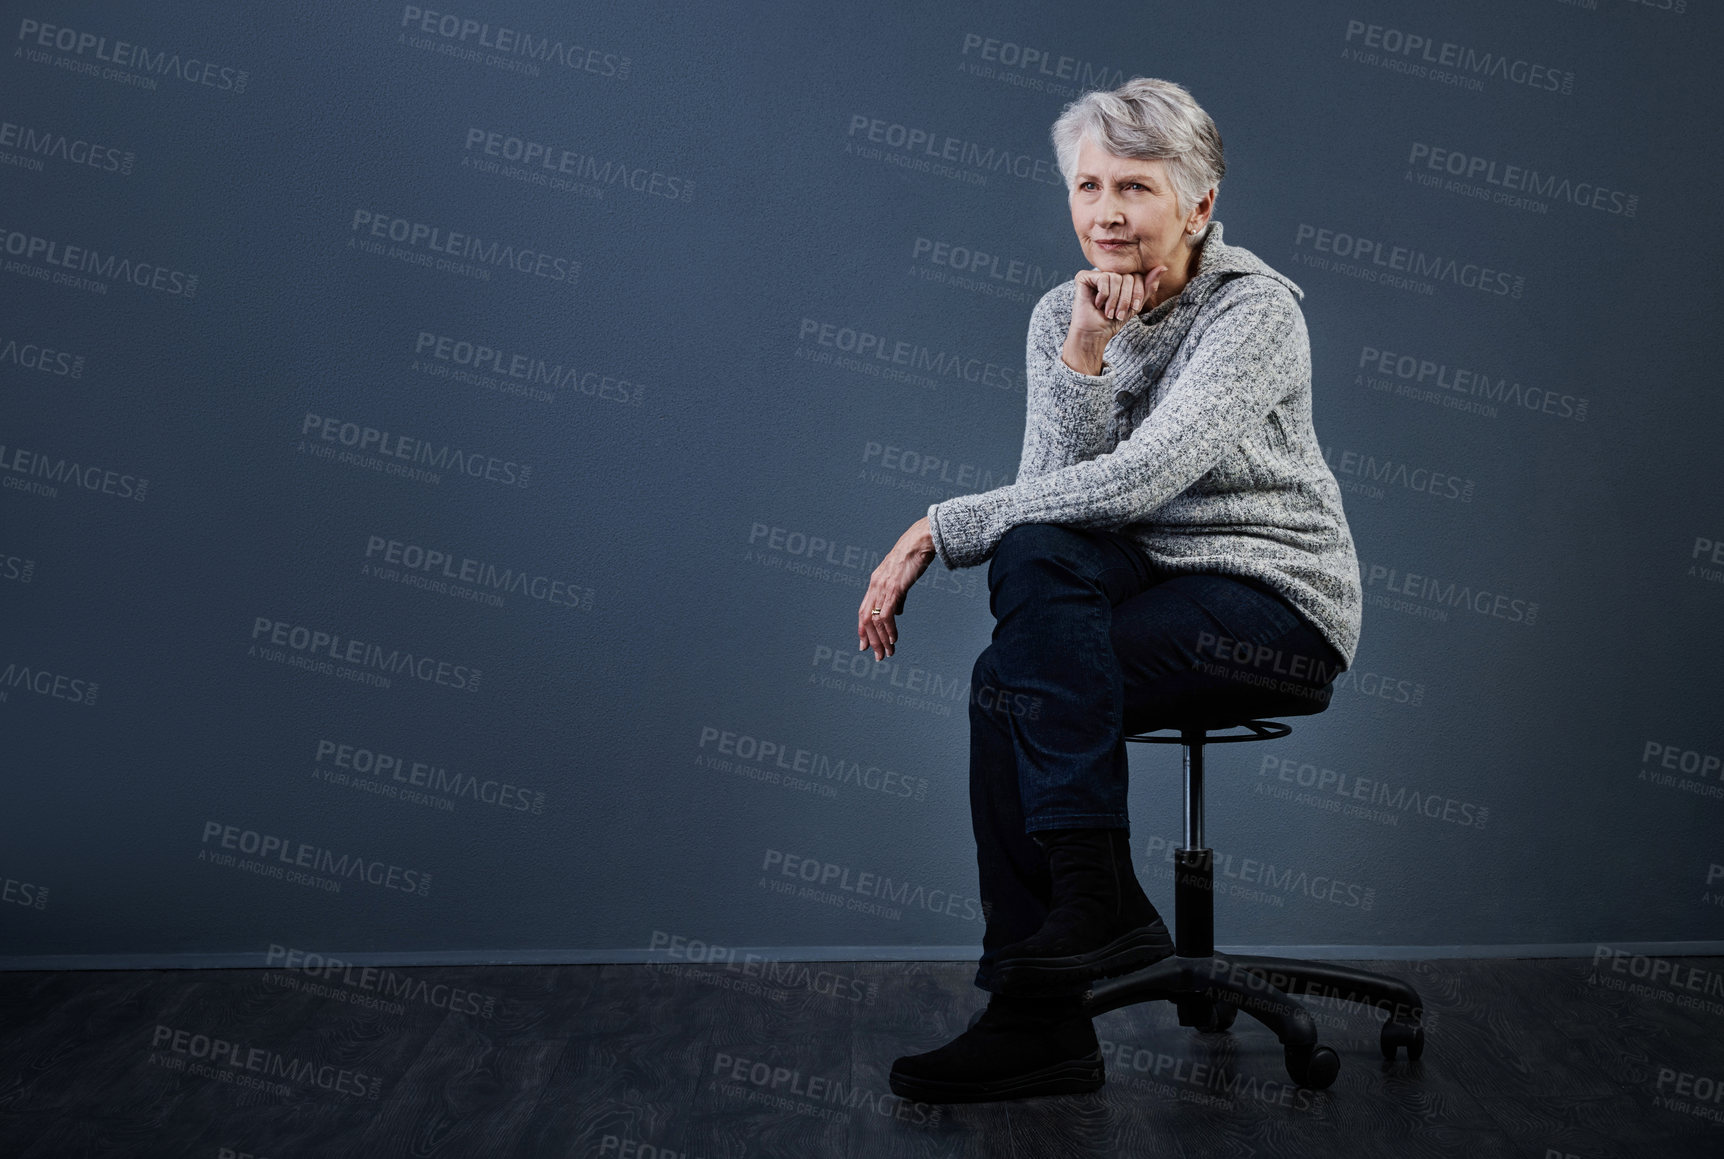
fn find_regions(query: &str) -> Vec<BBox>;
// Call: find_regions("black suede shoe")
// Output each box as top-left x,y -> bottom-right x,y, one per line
888,993 -> 1102,1104
990,827 -> 1174,995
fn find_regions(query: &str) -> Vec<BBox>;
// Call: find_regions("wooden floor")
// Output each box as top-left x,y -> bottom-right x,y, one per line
0,954 -> 1718,1157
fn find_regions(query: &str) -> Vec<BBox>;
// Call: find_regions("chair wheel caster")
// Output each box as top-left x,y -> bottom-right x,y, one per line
1176,996 -> 1238,1033
1380,1020 -> 1425,1061
1284,1043 -> 1339,1089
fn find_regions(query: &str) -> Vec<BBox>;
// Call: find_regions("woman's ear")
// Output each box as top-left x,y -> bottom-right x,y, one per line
1186,189 -> 1216,234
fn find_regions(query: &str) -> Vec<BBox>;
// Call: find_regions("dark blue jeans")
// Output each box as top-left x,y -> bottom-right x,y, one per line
969,522 -> 1346,992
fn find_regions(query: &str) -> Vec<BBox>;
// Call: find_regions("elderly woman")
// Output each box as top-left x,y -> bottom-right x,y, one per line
857,78 -> 1362,1103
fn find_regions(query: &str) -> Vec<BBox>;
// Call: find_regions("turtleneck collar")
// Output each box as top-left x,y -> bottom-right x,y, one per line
1135,219 -> 1305,325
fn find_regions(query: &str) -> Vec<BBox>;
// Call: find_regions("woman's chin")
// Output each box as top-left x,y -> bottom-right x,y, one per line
1088,251 -> 1144,273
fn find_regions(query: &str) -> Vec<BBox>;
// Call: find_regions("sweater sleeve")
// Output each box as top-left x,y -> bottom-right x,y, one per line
927,278 -> 1305,570
925,285 -> 1116,568
1014,286 -> 1117,481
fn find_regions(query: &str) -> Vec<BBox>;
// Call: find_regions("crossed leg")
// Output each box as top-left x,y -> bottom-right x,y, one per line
968,522 -> 1342,991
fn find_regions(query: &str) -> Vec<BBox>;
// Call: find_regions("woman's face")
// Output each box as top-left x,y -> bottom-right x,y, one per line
1067,136 -> 1203,281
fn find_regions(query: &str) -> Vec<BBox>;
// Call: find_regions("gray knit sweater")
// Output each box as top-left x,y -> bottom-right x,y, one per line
925,220 -> 1363,667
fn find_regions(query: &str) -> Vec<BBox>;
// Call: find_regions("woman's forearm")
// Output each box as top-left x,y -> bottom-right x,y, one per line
1060,333 -> 1109,377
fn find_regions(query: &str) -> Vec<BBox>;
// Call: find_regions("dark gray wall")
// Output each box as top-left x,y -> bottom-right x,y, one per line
3,0 -> 1720,968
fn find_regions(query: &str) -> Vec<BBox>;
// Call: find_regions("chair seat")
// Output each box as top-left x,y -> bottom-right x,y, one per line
1123,680 -> 1334,736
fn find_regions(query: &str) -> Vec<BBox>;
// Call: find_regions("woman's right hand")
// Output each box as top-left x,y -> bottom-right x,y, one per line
1064,265 -> 1166,374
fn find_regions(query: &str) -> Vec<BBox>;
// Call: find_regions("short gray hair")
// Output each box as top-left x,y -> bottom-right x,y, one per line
1051,77 -> 1226,223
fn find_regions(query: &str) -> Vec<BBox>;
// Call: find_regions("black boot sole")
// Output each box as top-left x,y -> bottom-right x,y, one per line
888,1049 -> 1105,1103
991,921 -> 1175,994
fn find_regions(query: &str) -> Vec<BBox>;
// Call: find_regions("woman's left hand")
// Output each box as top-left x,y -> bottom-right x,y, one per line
858,516 -> 937,660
